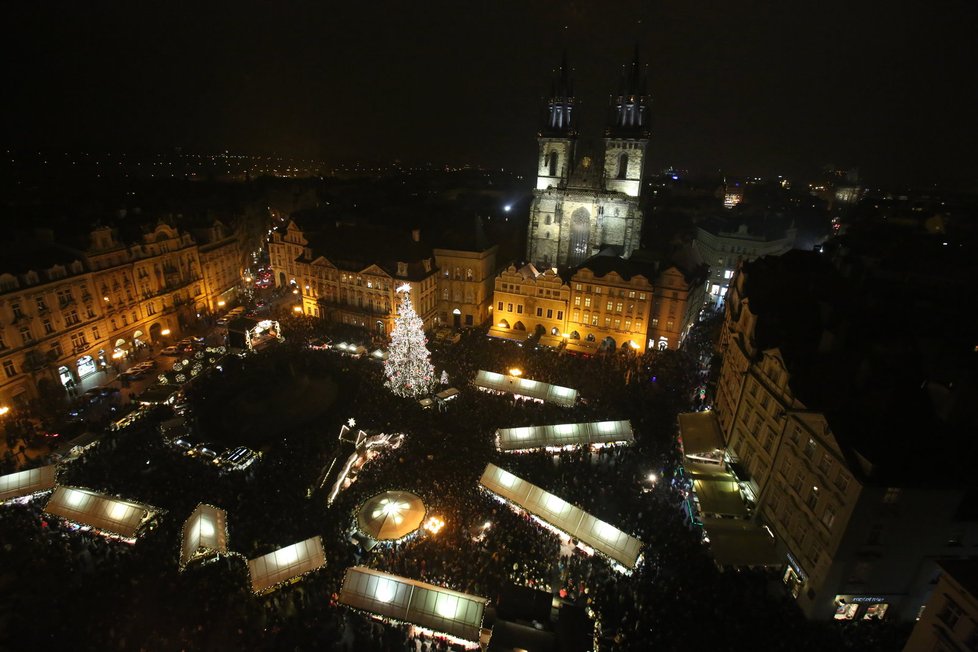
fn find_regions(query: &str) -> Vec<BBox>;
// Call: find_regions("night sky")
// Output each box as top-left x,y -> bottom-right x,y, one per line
6,0 -> 977,184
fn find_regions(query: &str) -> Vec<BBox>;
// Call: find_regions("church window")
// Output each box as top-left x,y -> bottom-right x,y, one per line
617,153 -> 628,179
548,152 -> 558,177
545,215 -> 552,225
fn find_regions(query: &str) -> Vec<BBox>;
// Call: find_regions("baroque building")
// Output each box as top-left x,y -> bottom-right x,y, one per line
526,52 -> 650,269
0,220 -> 246,411
713,250 -> 978,621
269,219 -> 496,336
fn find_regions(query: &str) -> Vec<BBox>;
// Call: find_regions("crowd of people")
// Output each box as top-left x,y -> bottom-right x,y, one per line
0,316 -> 911,651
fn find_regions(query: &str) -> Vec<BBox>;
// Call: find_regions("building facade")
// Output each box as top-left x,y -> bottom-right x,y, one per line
713,251 -> 978,621
903,560 -> 978,651
270,220 -> 494,336
526,54 -> 649,269
693,219 -> 796,307
488,253 -> 698,354
0,221 -> 245,411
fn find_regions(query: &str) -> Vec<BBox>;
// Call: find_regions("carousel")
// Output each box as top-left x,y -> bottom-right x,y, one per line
356,491 -> 427,543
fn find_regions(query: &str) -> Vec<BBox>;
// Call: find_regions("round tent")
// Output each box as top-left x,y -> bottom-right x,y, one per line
357,491 -> 427,541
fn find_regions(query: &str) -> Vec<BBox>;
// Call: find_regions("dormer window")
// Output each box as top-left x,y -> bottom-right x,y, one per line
397,262 -> 408,277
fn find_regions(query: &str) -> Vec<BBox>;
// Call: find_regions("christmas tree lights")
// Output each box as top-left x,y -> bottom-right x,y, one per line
384,285 -> 435,398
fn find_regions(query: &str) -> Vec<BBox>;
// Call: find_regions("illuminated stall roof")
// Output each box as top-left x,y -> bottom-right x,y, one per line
357,491 -> 427,541
180,503 -> 229,568
496,420 -> 634,452
44,486 -> 159,540
472,370 -> 577,407
339,566 -> 488,643
247,536 -> 326,594
0,464 -> 57,503
479,463 -> 643,570
678,411 -> 724,457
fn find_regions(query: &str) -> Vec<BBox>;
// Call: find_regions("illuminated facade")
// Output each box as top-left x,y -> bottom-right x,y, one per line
433,240 -> 498,329
693,219 -> 796,307
269,220 -> 439,334
714,251 -> 978,621
489,252 -> 702,354
0,221 -> 245,410
526,53 -> 649,268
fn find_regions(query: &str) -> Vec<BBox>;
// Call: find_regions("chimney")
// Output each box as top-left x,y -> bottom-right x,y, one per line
411,228 -> 421,242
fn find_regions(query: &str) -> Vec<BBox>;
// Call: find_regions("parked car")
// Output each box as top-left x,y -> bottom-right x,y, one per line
161,346 -> 180,356
171,437 -> 195,452
216,317 -> 229,326
192,442 -> 225,460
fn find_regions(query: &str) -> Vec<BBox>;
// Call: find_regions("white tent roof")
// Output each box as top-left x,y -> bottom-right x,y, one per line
496,420 -> 634,452
44,486 -> 159,540
0,464 -> 57,502
339,566 -> 488,642
472,370 -> 577,407
180,503 -> 229,568
479,463 -> 643,570
247,535 -> 326,594
357,491 -> 427,541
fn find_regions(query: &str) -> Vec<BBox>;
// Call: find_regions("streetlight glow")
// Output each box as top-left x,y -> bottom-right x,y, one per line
509,368 -> 522,377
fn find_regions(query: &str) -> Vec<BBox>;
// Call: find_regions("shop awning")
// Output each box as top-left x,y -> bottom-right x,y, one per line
339,566 -> 488,643
180,503 -> 229,568
247,535 -> 326,594
496,420 -> 634,452
480,463 -> 643,570
487,327 -> 528,343
44,486 -> 160,540
472,370 -> 577,407
0,464 -> 57,503
702,517 -> 782,567
678,411 -> 725,457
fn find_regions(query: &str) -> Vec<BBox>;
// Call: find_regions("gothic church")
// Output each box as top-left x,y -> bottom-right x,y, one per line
526,52 -> 650,269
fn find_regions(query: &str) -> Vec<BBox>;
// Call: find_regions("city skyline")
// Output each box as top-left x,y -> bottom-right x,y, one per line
6,1 -> 978,186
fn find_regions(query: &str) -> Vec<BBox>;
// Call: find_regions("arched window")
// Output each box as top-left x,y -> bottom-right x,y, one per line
545,215 -> 552,225
570,331 -> 580,339
551,327 -> 559,336
498,319 -> 510,329
569,208 -> 591,266
617,153 -> 628,180
513,321 -> 526,331
548,152 -> 558,177
585,333 -> 596,342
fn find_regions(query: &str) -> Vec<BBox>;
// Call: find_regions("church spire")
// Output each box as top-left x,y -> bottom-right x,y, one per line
607,46 -> 650,138
541,52 -> 575,137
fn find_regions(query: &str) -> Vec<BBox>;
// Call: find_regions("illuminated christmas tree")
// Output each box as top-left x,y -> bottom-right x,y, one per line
384,285 -> 435,398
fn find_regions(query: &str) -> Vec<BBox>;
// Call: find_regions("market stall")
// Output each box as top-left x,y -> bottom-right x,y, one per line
227,317 -> 283,353
0,464 -> 57,503
479,463 -> 643,572
472,370 -> 577,407
356,491 -> 427,542
180,503 -> 229,569
44,486 -> 160,542
338,566 -> 488,645
247,535 -> 326,595
496,420 -> 634,452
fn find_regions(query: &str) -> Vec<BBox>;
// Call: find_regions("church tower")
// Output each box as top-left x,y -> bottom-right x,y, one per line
603,47 -> 650,198
527,51 -> 650,270
535,54 -> 576,191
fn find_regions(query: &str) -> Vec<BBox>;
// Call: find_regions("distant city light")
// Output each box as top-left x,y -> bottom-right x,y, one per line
504,204 -> 512,212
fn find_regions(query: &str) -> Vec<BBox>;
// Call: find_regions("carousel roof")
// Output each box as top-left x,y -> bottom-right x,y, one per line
180,503 -> 228,568
0,464 -> 57,503
44,486 -> 159,540
357,491 -> 427,541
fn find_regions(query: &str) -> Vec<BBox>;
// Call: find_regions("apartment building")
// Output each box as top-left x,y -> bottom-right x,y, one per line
714,250 -> 978,621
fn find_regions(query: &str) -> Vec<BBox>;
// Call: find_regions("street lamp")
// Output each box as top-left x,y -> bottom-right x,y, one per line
161,328 -> 171,336
509,368 -> 522,377
293,305 -> 303,313
0,406 -> 10,417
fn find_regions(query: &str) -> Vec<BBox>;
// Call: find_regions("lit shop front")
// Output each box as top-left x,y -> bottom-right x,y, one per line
227,317 -> 283,352
76,354 -> 98,379
782,553 -> 807,599
833,595 -> 894,621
